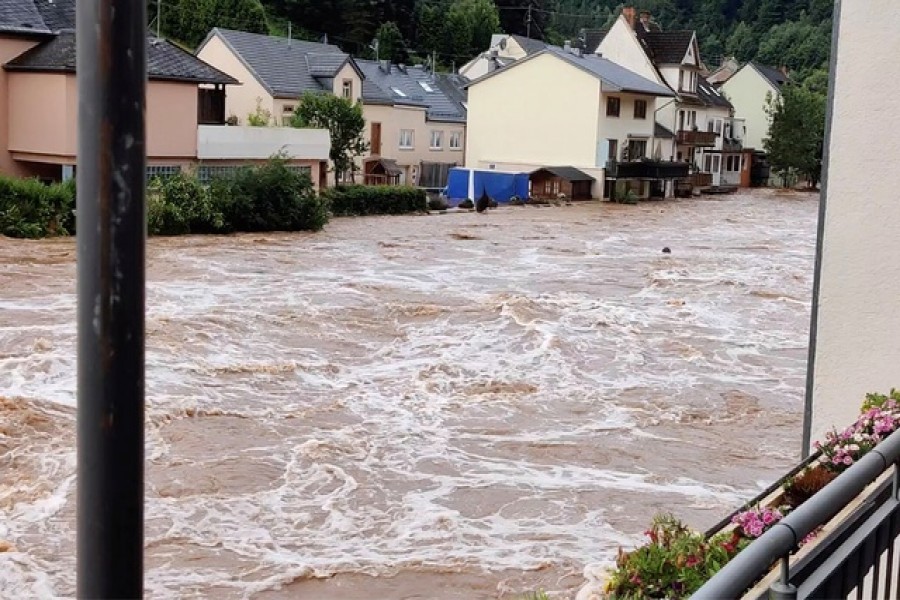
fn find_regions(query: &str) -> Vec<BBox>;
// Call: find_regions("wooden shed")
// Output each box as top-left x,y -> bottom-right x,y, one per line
529,166 -> 595,200
364,157 -> 403,185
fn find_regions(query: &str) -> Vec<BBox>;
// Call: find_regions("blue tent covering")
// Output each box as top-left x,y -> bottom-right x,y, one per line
445,168 -> 530,205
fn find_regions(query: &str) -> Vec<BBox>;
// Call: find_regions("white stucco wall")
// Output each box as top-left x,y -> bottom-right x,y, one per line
597,17 -> 660,85
808,0 -> 900,449
466,52 -> 600,170
720,64 -> 779,152
596,91 -> 660,163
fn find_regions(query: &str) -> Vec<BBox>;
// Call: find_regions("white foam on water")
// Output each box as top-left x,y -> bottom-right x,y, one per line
0,195 -> 818,597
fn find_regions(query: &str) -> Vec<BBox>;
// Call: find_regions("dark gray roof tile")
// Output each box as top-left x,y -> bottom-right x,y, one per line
510,34 -> 547,55
697,79 -> 732,109
34,0 -> 74,31
638,31 -> 695,64
6,30 -> 238,84
752,62 -> 789,89
655,122 -> 675,138
544,46 -> 674,97
466,46 -> 674,98
357,60 -> 466,123
204,28 -> 351,98
0,0 -> 51,34
532,166 -> 595,181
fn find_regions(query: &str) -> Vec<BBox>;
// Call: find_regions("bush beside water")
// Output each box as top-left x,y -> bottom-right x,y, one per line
323,184 -> 427,216
0,177 -> 75,238
0,167 -> 439,240
0,158 -> 330,239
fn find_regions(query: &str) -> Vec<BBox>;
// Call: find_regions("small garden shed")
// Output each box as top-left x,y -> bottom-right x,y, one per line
364,157 -> 403,185
529,166 -> 595,200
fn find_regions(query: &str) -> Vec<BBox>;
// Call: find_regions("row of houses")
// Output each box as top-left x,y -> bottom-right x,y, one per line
0,0 -> 789,201
458,8 -> 790,199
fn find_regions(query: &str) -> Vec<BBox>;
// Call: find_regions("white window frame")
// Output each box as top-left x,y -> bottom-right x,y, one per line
399,129 -> 414,150
342,79 -> 353,99
430,130 -> 443,150
449,131 -> 463,150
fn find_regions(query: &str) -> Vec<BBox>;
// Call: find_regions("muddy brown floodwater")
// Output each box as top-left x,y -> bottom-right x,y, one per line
0,190 -> 818,599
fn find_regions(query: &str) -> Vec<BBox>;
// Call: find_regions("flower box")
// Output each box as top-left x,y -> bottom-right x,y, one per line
585,390 -> 900,599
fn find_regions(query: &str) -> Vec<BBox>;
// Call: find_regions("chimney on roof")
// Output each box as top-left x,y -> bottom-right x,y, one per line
486,48 -> 499,72
380,59 -> 391,73
639,10 -> 651,29
622,6 -> 637,27
563,40 -> 571,52
779,65 -> 789,77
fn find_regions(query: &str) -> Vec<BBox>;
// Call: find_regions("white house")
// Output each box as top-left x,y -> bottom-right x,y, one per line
719,62 -> 789,153
596,7 -> 744,189
465,45 -> 685,199
458,34 -> 547,81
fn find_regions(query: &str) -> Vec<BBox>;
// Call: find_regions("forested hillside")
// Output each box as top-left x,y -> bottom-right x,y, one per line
152,0 -> 832,80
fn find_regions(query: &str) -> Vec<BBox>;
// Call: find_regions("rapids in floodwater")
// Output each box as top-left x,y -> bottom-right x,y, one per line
0,191 -> 817,598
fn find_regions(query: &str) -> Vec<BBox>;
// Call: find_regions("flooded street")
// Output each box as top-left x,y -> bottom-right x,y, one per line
0,191 -> 817,599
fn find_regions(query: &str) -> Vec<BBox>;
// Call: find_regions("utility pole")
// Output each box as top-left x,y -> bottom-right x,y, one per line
156,0 -> 160,38
526,4 -> 532,38
76,0 -> 147,594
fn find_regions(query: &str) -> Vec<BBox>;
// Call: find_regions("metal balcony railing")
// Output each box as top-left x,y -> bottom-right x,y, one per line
692,429 -> 900,599
605,159 -> 690,180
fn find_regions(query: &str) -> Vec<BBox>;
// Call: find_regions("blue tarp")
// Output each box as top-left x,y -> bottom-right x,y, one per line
445,168 -> 530,205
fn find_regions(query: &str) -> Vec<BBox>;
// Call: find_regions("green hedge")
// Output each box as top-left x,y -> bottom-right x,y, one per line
323,184 -> 427,216
146,158 -> 329,236
0,177 -> 75,238
213,159 -> 328,233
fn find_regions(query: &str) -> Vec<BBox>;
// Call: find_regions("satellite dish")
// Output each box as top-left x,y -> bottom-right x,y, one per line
499,38 -> 507,50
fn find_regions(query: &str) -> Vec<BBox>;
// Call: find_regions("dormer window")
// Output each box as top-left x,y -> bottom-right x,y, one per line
679,69 -> 697,93
342,79 -> 353,99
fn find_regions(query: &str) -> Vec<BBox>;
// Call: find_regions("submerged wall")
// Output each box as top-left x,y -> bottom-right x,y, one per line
806,0 -> 900,451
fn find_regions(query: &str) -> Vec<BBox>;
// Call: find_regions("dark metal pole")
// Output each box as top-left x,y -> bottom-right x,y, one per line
76,0 -> 147,594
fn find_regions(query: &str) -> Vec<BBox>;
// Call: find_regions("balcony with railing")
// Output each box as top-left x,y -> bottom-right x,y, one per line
196,125 -> 331,161
693,428 -> 900,599
676,129 -> 718,147
605,159 -> 690,180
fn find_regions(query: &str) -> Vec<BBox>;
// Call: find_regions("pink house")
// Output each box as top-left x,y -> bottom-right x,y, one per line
0,0 -> 331,188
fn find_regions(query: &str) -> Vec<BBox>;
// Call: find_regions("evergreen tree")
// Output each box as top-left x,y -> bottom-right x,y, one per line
373,22 -> 407,63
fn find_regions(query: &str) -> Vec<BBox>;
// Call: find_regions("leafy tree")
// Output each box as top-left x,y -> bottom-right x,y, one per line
801,67 -> 830,97
755,0 -> 785,33
725,22 -> 758,62
764,84 -> 826,188
414,0 -> 450,59
158,0 -> 268,47
445,0 -> 501,58
291,93 -> 369,183
757,20 -> 831,73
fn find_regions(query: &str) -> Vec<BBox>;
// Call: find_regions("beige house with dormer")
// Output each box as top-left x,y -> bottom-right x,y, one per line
197,29 -> 467,188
